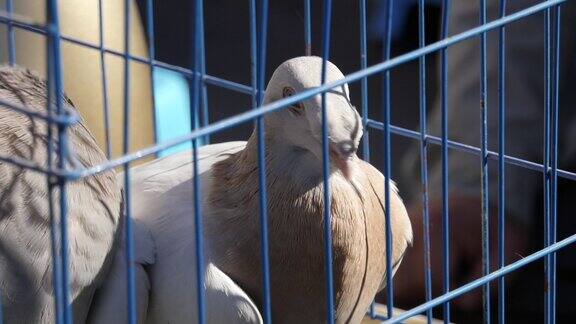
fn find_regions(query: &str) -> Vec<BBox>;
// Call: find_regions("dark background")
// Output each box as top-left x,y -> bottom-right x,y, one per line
135,0 -> 440,199
134,1 -> 576,323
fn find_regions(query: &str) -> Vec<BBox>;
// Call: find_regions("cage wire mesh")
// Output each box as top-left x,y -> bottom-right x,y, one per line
0,0 -> 573,323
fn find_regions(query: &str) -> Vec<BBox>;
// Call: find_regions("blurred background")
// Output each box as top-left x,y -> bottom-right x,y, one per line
1,0 -> 575,322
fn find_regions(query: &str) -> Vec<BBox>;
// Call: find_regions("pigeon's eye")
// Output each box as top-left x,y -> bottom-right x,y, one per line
282,86 -> 304,116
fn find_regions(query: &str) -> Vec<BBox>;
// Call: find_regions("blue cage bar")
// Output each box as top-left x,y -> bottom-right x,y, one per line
0,0 -> 572,323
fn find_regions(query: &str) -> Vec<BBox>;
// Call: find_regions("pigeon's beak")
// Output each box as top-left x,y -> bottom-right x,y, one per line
329,142 -> 356,180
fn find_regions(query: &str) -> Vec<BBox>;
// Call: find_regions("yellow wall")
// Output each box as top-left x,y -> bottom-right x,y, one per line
0,0 -> 155,159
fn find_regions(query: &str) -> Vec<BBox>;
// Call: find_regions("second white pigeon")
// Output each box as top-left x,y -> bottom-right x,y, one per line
90,56 -> 412,324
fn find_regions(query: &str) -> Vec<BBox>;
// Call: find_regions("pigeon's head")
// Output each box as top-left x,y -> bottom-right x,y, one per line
263,56 -> 363,179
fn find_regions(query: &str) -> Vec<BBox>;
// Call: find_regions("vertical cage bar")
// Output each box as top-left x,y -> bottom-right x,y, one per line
497,1 -> 507,323
47,0 -> 73,322
543,5 -> 552,324
440,1 -> 451,322
122,0 -> 137,323
304,0 -> 311,55
190,7 -> 205,146
6,0 -> 15,65
417,0 -> 433,322
359,0 -> 370,163
249,0 -> 272,322
549,4 -> 561,323
192,1 -> 206,323
320,0 -> 334,322
45,29 -> 64,324
250,0 -> 258,109
381,0 -> 394,319
146,0 -> 158,153
146,0 -> 156,80
361,1 -> 373,315
199,6 -> 209,145
98,0 -> 112,158
479,0 -> 491,322
257,1 -> 272,322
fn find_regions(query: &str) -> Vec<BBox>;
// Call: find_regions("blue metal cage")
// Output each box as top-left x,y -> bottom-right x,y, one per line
0,0 -> 573,323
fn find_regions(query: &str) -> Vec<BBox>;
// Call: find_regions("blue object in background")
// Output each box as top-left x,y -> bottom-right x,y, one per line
153,67 -> 203,157
369,0 -> 441,41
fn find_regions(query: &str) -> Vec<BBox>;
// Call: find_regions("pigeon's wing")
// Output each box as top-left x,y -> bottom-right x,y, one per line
87,218 -> 155,324
130,141 -> 248,190
359,161 -> 413,291
113,142 -> 261,323
205,263 -> 263,324
0,66 -> 122,324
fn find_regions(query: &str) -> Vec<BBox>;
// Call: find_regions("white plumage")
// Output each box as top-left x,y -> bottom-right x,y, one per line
88,142 -> 262,324
0,66 -> 122,324
90,56 -> 412,324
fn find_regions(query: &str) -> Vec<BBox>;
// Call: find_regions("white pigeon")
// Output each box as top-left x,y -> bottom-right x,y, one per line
87,142 -> 263,324
89,56 -> 412,324
0,66 -> 123,323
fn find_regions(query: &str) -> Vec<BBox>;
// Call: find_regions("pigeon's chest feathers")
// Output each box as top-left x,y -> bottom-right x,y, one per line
208,153 -> 387,322
208,151 -> 383,261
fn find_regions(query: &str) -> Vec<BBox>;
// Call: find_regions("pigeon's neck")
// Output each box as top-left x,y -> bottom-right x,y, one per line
239,129 -> 326,185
